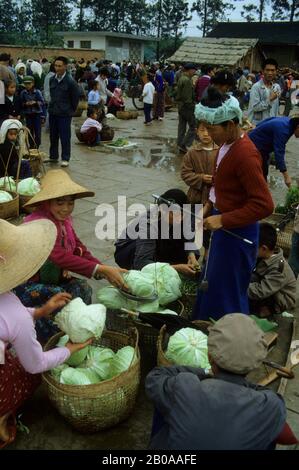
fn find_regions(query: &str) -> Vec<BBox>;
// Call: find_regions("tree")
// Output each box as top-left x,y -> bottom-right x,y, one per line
271,0 -> 299,21
31,0 -> 72,42
74,0 -> 91,31
192,0 -> 235,37
241,0 -> 269,22
0,0 -> 18,36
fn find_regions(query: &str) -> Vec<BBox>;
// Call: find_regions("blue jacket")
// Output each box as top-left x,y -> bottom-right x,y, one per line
48,73 -> 80,117
146,366 -> 286,450
249,117 -> 295,173
20,88 -> 45,117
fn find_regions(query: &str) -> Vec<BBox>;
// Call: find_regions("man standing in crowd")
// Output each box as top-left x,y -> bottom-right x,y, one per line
248,58 -> 281,125
195,64 -> 215,103
176,63 -> 197,154
48,56 -> 80,167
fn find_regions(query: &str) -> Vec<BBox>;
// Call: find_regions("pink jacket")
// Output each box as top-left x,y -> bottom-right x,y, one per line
25,203 -> 101,278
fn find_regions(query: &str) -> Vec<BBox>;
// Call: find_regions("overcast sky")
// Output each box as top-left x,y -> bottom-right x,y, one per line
185,0 -> 273,35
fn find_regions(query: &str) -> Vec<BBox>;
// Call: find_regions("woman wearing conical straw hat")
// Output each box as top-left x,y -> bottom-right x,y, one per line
13,169 -> 127,342
0,219 -> 91,448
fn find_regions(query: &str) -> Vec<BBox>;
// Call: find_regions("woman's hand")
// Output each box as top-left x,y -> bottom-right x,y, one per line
173,264 -> 196,277
65,338 -> 93,355
202,174 -> 213,184
203,215 -> 223,231
97,265 -> 129,290
203,201 -> 213,218
187,253 -> 200,270
34,293 -> 72,319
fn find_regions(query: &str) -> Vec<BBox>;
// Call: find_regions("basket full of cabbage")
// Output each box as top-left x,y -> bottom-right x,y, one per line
42,324 -> 140,433
96,263 -> 184,356
157,321 -> 212,369
16,177 -> 41,214
0,188 -> 19,219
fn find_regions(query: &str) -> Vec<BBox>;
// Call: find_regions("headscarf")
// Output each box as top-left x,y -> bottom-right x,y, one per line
0,119 -> 27,157
195,95 -> 243,125
15,62 -> 26,75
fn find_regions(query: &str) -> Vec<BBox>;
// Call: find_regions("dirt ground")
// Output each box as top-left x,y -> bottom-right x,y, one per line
5,100 -> 299,450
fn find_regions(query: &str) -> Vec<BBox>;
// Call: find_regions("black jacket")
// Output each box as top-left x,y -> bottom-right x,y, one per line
0,95 -> 21,125
48,73 -> 80,117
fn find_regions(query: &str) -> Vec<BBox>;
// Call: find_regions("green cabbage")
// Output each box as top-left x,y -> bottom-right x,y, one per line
60,367 -> 101,385
110,346 -> 136,377
56,334 -> 89,367
82,346 -> 115,380
17,177 -> 40,196
165,327 -> 210,368
55,298 -> 106,343
50,363 -> 68,382
96,286 -> 160,313
0,190 -> 13,203
141,262 -> 182,305
0,177 -> 16,192
123,270 -> 155,298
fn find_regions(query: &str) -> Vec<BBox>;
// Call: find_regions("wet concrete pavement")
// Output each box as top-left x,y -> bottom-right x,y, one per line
5,101 -> 299,449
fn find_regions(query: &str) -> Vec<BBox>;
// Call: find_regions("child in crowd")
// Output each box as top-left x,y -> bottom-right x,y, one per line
80,107 -> 102,146
14,169 -> 126,341
0,80 -> 21,126
20,76 -> 45,148
107,88 -> 124,116
142,74 -> 155,125
0,119 -> 32,179
87,80 -> 101,106
181,120 -> 218,257
248,222 -> 296,317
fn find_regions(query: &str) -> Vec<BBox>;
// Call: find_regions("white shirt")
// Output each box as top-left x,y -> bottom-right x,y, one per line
142,82 -> 155,104
81,118 -> 102,134
55,72 -> 66,83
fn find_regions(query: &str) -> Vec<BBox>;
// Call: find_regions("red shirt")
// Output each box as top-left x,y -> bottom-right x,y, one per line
213,134 -> 274,228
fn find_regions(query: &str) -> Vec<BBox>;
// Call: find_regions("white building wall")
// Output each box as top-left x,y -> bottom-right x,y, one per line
63,35 -> 106,50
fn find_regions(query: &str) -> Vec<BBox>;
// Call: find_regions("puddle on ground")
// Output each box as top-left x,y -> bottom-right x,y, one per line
117,140 -> 182,172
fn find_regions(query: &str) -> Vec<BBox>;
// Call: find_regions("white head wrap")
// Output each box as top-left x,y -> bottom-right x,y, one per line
195,95 -> 243,125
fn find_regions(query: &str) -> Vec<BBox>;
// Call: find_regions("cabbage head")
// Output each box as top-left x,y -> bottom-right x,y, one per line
55,298 -> 106,343
83,346 -> 115,380
17,177 -> 40,196
56,334 -> 89,367
165,327 -> 210,368
60,367 -> 100,385
141,263 -> 181,305
0,177 -> 16,192
0,190 -> 13,203
51,363 -> 68,382
110,346 -> 136,378
96,286 -> 159,312
123,270 -> 155,298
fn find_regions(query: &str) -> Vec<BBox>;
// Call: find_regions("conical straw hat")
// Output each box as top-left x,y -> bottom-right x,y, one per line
24,170 -> 95,208
0,219 -> 57,294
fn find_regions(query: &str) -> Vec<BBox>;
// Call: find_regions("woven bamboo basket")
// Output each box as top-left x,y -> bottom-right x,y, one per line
106,299 -> 184,349
116,110 -> 138,120
262,212 -> 293,257
42,328 -> 140,433
77,100 -> 88,111
0,191 -> 19,219
157,320 -> 212,367
19,194 -> 34,214
23,150 -> 46,177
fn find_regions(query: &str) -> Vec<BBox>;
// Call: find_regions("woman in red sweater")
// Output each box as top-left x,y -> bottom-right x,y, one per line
193,88 -> 274,320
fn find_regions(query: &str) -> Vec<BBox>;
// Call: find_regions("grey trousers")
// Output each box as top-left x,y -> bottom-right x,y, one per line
177,105 -> 196,149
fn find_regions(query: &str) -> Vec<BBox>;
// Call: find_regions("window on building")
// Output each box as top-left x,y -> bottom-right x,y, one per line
67,40 -> 74,48
80,40 -> 91,49
107,38 -> 123,48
